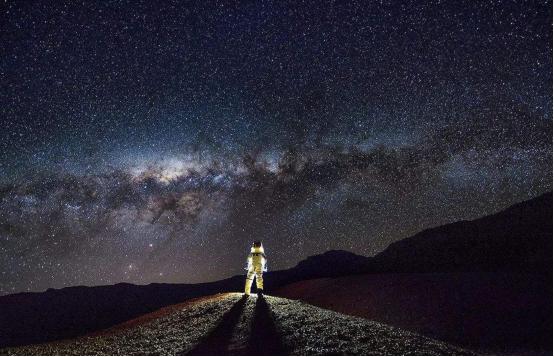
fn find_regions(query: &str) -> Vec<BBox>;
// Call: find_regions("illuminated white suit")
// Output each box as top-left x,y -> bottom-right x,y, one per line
244,242 -> 267,296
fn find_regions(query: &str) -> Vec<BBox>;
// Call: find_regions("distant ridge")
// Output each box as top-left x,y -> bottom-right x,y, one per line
368,192 -> 552,273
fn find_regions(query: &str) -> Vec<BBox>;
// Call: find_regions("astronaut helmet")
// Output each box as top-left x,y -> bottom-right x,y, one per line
251,241 -> 264,252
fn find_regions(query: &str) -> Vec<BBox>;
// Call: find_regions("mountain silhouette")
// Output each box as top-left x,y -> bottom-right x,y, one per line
367,192 -> 552,274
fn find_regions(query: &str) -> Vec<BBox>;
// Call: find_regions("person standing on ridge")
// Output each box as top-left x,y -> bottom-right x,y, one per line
244,241 -> 267,296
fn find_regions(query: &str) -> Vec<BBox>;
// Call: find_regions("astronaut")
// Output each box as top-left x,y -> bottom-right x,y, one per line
244,241 -> 267,296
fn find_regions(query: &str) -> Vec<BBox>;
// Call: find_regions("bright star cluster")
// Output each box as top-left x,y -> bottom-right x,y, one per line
0,0 -> 551,294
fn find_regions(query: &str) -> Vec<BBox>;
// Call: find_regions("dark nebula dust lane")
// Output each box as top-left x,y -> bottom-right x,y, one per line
0,0 -> 551,294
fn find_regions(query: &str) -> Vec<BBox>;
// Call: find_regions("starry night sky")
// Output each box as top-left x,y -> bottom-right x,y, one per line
0,0 -> 552,294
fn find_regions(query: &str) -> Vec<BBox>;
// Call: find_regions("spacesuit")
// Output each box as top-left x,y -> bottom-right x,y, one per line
244,241 -> 267,296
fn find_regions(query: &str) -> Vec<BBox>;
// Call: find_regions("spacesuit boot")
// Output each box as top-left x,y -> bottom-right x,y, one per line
256,270 -> 264,296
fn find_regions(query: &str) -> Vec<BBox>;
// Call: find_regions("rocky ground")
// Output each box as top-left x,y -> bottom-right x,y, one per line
2,293 -> 470,355
275,272 -> 552,355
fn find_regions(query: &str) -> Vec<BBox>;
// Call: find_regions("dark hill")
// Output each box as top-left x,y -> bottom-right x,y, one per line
264,249 -> 367,287
368,192 -> 552,273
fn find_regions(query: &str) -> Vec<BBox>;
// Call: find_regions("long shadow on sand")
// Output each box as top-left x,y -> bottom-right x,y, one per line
247,295 -> 287,355
183,295 -> 248,355
183,294 -> 287,356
